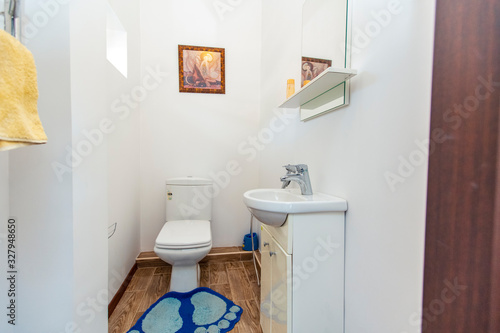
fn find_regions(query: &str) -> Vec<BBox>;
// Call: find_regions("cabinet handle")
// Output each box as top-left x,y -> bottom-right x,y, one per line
263,242 -> 270,247
269,251 -> 276,257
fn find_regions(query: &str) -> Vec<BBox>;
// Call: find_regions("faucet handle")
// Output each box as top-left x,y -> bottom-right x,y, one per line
295,164 -> 309,172
283,164 -> 297,173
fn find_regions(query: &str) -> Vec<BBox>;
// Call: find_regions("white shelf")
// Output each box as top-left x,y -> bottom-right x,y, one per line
279,67 -> 357,109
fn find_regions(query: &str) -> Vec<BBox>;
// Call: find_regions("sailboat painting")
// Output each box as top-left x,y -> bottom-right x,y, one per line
178,45 -> 225,94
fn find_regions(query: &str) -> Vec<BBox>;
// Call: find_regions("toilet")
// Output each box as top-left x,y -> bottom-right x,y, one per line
154,177 -> 213,292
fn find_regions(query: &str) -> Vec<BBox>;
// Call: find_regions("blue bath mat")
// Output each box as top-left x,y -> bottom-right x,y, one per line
127,287 -> 243,333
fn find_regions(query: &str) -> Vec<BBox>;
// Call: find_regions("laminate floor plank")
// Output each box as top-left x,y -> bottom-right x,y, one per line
243,260 -> 258,283
200,263 -> 210,287
210,262 -> 229,285
250,280 -> 261,304
227,267 -> 256,301
209,283 -> 233,300
225,261 -> 244,270
138,274 -> 170,312
108,290 -> 145,333
202,253 -> 241,263
127,267 -> 155,291
132,312 -> 144,327
235,299 -> 263,333
153,266 -> 171,275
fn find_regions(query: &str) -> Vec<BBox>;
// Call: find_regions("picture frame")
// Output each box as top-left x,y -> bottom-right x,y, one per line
301,57 -> 332,87
178,45 -> 225,94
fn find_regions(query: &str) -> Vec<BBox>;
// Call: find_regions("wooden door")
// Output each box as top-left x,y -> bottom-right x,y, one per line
422,0 -> 500,331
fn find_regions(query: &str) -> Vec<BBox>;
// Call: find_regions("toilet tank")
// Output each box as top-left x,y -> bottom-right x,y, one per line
166,177 -> 213,221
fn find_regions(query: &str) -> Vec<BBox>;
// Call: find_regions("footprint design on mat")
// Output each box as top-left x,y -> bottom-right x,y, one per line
191,292 -> 242,333
127,288 -> 242,333
141,298 -> 183,333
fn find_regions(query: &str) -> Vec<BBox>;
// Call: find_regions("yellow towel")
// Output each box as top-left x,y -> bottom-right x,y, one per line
0,29 -> 47,151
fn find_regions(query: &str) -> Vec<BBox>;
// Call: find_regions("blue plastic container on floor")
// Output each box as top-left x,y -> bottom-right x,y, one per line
242,233 -> 259,251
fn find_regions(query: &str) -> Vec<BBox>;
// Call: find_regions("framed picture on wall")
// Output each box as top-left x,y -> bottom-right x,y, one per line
178,45 -> 225,94
301,57 -> 332,87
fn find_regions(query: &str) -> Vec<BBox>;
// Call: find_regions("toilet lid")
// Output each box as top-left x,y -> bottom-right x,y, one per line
155,220 -> 212,249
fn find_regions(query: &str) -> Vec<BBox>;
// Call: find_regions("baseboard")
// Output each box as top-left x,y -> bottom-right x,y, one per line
254,249 -> 261,275
136,246 -> 255,268
108,263 -> 137,318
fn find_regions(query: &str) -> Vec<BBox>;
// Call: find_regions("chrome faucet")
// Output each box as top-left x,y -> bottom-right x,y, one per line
280,164 -> 313,195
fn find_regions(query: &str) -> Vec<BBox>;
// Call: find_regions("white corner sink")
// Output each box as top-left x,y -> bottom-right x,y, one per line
243,188 -> 347,227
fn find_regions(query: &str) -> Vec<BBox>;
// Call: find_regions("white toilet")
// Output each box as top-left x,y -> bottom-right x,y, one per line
154,177 -> 213,292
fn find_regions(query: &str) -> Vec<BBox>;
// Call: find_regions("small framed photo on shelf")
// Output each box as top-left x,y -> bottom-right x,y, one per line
301,57 -> 332,87
178,45 -> 225,94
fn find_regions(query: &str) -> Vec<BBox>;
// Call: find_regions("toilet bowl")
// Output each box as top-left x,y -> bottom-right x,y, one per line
155,220 -> 212,292
154,177 -> 213,292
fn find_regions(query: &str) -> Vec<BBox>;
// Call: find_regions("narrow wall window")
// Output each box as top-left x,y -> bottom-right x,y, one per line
106,4 -> 127,78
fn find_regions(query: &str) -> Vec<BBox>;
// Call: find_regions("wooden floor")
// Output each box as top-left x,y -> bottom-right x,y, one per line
109,260 -> 262,333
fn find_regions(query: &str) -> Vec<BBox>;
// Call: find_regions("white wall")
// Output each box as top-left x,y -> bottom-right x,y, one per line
260,1 -> 435,333
106,0 -> 142,302
139,0 -> 262,250
70,1 -> 109,331
8,0 -> 75,331
71,0 -> 142,326
4,0 -> 141,331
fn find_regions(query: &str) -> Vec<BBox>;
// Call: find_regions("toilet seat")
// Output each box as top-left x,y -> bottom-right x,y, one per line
155,220 -> 212,249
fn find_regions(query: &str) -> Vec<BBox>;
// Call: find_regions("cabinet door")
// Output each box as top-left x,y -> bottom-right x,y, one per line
270,237 -> 292,333
260,226 -> 273,333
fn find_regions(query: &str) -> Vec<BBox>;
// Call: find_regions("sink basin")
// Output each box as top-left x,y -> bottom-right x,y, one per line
243,188 -> 347,227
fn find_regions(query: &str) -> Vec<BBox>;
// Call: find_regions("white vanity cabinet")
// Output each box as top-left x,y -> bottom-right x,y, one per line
259,211 -> 346,333
261,226 -> 292,333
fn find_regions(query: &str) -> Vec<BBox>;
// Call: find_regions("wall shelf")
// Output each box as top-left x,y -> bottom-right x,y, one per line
280,67 -> 357,108
279,67 -> 357,120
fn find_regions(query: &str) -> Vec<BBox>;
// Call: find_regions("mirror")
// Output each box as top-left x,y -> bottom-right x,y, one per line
300,0 -> 352,120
